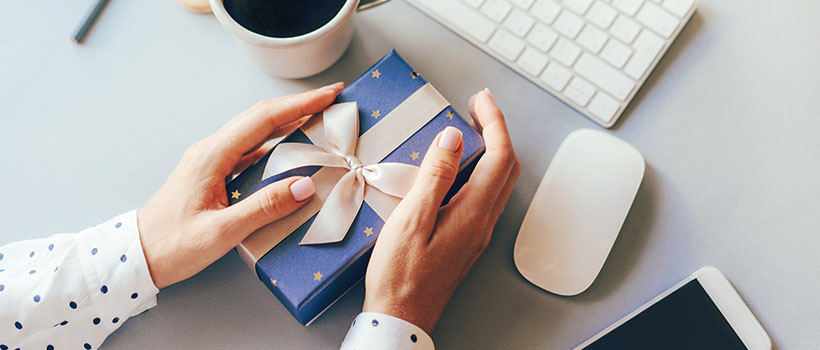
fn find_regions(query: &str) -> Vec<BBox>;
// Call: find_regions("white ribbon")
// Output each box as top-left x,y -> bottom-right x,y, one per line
261,102 -> 420,245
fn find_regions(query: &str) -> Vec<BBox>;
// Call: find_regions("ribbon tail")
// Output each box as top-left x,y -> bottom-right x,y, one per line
299,170 -> 365,245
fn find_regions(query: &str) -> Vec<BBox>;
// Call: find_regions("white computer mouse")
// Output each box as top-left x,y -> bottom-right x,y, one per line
514,129 -> 645,296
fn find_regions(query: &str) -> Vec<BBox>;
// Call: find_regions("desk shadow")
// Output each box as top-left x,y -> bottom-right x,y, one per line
571,162 -> 658,302
612,11 -> 705,130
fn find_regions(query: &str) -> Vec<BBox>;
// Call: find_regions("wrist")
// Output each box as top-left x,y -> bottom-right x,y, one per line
363,296 -> 445,334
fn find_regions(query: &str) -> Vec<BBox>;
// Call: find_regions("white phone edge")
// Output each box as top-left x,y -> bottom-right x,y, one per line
573,266 -> 772,350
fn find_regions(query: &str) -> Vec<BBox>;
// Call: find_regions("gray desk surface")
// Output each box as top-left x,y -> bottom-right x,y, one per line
2,0 -> 818,348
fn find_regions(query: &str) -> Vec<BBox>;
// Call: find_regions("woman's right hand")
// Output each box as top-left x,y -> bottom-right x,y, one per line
363,89 -> 520,333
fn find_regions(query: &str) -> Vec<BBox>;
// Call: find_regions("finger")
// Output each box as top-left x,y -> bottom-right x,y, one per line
219,177 -> 315,240
213,82 -> 344,163
401,127 -> 464,223
461,89 -> 517,207
231,144 -> 274,176
481,155 -> 520,247
467,93 -> 482,133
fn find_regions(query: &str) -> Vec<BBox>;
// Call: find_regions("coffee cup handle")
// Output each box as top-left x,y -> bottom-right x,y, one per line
357,0 -> 391,11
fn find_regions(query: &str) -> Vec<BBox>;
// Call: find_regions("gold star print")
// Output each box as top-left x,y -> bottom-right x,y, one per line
371,69 -> 382,78
410,151 -> 420,161
371,110 -> 381,119
313,271 -> 324,281
446,111 -> 454,120
364,227 -> 374,237
231,190 -> 241,200
271,279 -> 277,287
410,72 -> 419,79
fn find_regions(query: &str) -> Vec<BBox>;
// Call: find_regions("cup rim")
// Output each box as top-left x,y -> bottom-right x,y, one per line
209,0 -> 358,47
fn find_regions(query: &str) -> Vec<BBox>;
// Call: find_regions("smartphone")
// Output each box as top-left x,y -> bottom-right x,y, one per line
575,266 -> 771,350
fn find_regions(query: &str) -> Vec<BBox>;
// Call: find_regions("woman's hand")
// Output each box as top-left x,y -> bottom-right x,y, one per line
137,82 -> 344,289
363,89 -> 520,333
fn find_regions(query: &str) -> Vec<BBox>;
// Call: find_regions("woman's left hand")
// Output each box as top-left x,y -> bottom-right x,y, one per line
137,82 -> 344,289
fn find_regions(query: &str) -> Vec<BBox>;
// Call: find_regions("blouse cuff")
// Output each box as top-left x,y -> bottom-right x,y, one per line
76,210 -> 160,332
340,312 -> 434,350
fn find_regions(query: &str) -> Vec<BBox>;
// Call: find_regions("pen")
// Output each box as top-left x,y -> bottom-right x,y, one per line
72,0 -> 111,44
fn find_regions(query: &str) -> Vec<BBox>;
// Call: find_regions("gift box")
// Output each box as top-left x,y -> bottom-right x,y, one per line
227,50 -> 485,325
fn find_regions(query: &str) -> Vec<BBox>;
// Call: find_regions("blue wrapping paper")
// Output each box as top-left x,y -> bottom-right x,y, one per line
227,50 -> 484,325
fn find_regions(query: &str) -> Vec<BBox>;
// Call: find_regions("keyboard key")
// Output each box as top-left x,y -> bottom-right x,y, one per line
563,0 -> 593,15
517,47 -> 550,75
416,0 -> 497,43
510,0 -> 535,8
481,0 -> 513,22
531,0 -> 562,23
526,23 -> 559,51
612,0 -> 644,16
550,37 -> 582,66
573,53 -> 635,100
565,77 -> 596,106
600,39 -> 633,67
489,29 -> 526,60
588,92 -> 621,122
662,0 -> 693,18
553,10 -> 586,38
540,62 -> 573,91
461,0 -> 485,8
503,9 -> 536,36
623,29 -> 664,78
586,2 -> 617,29
576,25 -> 608,53
609,15 -> 641,43
636,2 -> 679,37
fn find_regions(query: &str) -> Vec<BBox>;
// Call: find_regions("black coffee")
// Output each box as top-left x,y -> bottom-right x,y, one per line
224,0 -> 346,38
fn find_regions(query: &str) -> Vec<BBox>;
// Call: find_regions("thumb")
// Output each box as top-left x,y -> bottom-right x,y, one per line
403,127 -> 464,214
220,177 -> 315,239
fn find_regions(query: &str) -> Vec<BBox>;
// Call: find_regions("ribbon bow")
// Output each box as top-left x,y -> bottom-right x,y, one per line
261,102 -> 420,245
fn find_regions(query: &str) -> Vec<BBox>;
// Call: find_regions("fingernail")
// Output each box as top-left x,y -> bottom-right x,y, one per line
438,126 -> 462,152
290,177 -> 315,202
483,87 -> 494,101
318,82 -> 344,93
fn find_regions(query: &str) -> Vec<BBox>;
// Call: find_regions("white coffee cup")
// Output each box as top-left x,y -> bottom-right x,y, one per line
210,0 -> 389,79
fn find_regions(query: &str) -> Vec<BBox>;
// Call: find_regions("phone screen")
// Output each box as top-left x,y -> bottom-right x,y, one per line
583,279 -> 747,349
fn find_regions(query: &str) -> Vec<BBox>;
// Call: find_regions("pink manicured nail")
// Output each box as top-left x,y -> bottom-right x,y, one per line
317,82 -> 344,93
483,87 -> 494,101
438,127 -> 462,152
290,177 -> 315,202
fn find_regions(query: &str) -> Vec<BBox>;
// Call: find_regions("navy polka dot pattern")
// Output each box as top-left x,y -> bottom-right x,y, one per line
341,312 -> 434,349
0,211 -> 160,349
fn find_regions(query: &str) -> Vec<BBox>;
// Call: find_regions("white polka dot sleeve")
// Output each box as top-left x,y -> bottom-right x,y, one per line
340,312 -> 434,350
0,210 -> 159,350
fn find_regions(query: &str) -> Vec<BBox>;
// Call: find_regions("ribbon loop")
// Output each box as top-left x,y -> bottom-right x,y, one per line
257,101 -> 420,245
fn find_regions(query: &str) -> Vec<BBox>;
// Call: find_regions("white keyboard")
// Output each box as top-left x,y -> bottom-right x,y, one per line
407,0 -> 696,127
